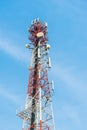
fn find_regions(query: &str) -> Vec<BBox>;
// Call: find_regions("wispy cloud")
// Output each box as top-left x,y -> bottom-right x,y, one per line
54,103 -> 81,130
0,39 -> 29,63
56,0 -> 87,12
0,86 -> 23,105
52,64 -> 87,104
61,104 -> 80,123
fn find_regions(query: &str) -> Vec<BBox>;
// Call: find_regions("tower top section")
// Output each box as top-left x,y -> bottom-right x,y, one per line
28,19 -> 48,46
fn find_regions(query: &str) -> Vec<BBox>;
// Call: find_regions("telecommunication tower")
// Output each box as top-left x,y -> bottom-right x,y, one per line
16,19 -> 55,130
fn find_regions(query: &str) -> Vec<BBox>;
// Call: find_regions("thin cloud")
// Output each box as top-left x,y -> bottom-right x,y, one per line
52,64 -> 87,104
56,0 -> 87,13
0,39 -> 29,63
54,103 -> 81,130
61,104 -> 80,123
0,86 -> 23,105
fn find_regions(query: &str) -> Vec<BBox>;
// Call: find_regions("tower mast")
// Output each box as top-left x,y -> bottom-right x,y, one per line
16,19 -> 55,130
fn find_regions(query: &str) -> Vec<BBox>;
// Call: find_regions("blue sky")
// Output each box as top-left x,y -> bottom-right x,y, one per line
0,0 -> 87,130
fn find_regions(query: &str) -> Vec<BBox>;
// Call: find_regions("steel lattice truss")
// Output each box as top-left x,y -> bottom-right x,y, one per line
16,19 -> 55,130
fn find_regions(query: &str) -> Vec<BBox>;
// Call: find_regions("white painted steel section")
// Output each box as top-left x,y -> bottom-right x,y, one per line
39,87 -> 42,121
36,101 -> 39,130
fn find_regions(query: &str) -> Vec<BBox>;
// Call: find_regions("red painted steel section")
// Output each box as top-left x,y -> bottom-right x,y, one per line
29,20 -> 48,46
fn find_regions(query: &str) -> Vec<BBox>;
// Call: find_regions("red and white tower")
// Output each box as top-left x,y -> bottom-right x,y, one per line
16,19 -> 55,130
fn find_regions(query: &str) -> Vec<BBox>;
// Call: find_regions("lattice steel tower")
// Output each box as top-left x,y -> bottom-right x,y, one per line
16,19 -> 55,130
